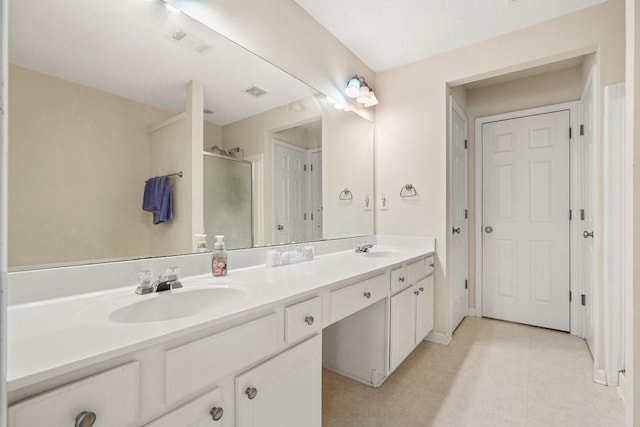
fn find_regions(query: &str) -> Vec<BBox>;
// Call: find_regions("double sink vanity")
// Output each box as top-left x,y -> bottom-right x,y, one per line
7,241 -> 435,427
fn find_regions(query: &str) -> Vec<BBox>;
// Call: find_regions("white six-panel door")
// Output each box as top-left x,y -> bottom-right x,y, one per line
482,111 -> 571,331
273,141 -> 306,244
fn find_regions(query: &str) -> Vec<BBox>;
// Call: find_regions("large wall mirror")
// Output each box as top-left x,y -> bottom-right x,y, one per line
8,0 -> 374,271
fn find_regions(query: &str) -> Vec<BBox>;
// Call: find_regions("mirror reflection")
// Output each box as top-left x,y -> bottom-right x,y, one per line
8,0 -> 374,270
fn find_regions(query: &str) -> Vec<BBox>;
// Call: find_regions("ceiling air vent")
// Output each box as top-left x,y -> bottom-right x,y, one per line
244,86 -> 267,97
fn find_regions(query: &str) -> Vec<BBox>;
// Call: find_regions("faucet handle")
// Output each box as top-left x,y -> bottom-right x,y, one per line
137,270 -> 156,288
165,267 -> 181,282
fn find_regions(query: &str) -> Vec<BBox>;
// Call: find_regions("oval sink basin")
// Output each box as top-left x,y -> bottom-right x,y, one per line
109,287 -> 248,323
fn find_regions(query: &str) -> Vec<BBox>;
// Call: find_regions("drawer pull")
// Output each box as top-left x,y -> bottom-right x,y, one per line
414,290 -> 420,296
363,291 -> 371,299
210,406 -> 224,421
430,263 -> 435,268
246,387 -> 258,400
399,277 -> 405,283
305,315 -> 315,325
75,411 -> 97,427
419,287 -> 424,292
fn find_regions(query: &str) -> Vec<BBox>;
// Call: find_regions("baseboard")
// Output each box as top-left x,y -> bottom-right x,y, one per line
425,330 -> 452,345
593,368 -> 608,385
321,365 -> 382,388
468,308 -> 476,317
617,372 -> 626,404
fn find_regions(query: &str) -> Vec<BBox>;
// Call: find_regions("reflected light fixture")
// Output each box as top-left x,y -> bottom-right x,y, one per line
344,75 -> 378,107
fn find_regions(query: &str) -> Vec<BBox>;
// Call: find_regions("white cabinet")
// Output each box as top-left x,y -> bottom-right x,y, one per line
236,335 -> 321,427
330,272 -> 389,324
9,362 -> 139,427
146,386 -> 227,427
390,286 -> 417,371
415,275 -> 434,342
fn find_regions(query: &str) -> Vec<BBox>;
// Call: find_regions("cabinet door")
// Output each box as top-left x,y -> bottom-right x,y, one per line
415,275 -> 434,343
146,387 -> 227,427
390,286 -> 416,372
236,335 -> 321,427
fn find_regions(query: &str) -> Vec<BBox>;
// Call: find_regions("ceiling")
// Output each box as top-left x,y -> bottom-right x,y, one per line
294,0 -> 606,72
9,0 -> 316,126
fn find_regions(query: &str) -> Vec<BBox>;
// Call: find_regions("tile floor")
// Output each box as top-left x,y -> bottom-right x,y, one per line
322,317 -> 625,426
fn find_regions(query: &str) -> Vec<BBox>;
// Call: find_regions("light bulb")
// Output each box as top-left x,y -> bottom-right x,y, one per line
357,85 -> 371,103
363,91 -> 378,107
345,77 -> 361,98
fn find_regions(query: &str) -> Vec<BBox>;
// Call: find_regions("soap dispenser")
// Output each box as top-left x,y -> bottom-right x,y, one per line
212,235 -> 227,277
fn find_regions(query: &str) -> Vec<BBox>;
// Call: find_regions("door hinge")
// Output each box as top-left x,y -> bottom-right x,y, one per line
464,209 -> 468,219
464,139 -> 468,149
580,124 -> 585,136
581,294 -> 586,306
569,210 -> 572,220
304,213 -> 307,220
580,209 -> 585,220
311,213 -> 314,220
465,279 -> 468,290
304,164 -> 307,171
569,127 -> 572,139
569,291 -> 572,302
310,164 -> 313,171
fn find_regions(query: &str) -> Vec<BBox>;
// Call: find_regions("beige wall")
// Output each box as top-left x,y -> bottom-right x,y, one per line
375,0 -> 625,336
462,65 -> 584,310
204,121 -> 222,152
8,65 -> 174,267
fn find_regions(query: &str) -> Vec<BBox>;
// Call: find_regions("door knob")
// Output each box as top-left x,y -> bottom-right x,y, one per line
246,387 -> 258,400
277,225 -> 284,231
583,230 -> 594,239
75,411 -> 96,427
452,227 -> 461,234
210,407 -> 224,421
484,226 -> 493,233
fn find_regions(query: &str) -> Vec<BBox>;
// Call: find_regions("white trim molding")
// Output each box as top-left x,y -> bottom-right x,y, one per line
425,331 -> 453,345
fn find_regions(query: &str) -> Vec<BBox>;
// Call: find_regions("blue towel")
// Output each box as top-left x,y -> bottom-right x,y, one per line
143,176 -> 172,224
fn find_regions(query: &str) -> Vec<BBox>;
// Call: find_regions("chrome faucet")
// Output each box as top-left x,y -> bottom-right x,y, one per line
136,267 -> 183,294
355,243 -> 374,253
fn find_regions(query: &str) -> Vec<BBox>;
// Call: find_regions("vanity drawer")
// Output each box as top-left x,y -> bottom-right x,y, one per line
390,266 -> 408,293
425,255 -> 435,277
9,362 -> 139,427
165,313 -> 279,404
285,297 -> 322,344
146,387 -> 226,427
407,258 -> 427,283
331,272 -> 389,323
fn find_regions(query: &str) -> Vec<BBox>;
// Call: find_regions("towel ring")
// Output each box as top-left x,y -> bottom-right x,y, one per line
339,188 -> 353,200
400,184 -> 417,198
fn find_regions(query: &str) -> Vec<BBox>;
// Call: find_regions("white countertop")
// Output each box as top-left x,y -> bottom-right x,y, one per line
8,245 -> 434,391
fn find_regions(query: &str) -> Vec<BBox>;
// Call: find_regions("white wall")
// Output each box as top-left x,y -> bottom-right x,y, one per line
375,0 -> 625,337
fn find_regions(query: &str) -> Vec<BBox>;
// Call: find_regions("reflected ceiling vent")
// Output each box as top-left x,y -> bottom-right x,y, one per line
243,86 -> 268,97
166,30 -> 213,54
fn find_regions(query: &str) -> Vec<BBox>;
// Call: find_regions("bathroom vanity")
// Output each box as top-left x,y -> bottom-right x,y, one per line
7,244 -> 434,427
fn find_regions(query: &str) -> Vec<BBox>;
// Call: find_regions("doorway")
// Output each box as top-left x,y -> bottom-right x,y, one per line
481,109 -> 571,331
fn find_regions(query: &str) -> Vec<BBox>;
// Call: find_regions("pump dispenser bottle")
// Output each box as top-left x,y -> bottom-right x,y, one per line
212,235 -> 227,276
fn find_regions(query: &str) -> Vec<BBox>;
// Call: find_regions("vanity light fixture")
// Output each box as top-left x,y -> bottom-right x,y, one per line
344,75 -> 378,107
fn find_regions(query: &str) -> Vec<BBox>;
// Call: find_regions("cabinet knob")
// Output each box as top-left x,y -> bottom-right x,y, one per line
399,277 -> 405,283
210,406 -> 224,421
414,291 -> 420,296
429,263 -> 435,268
75,411 -> 96,427
246,387 -> 258,400
305,315 -> 315,325
419,287 -> 424,292
363,291 -> 371,299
